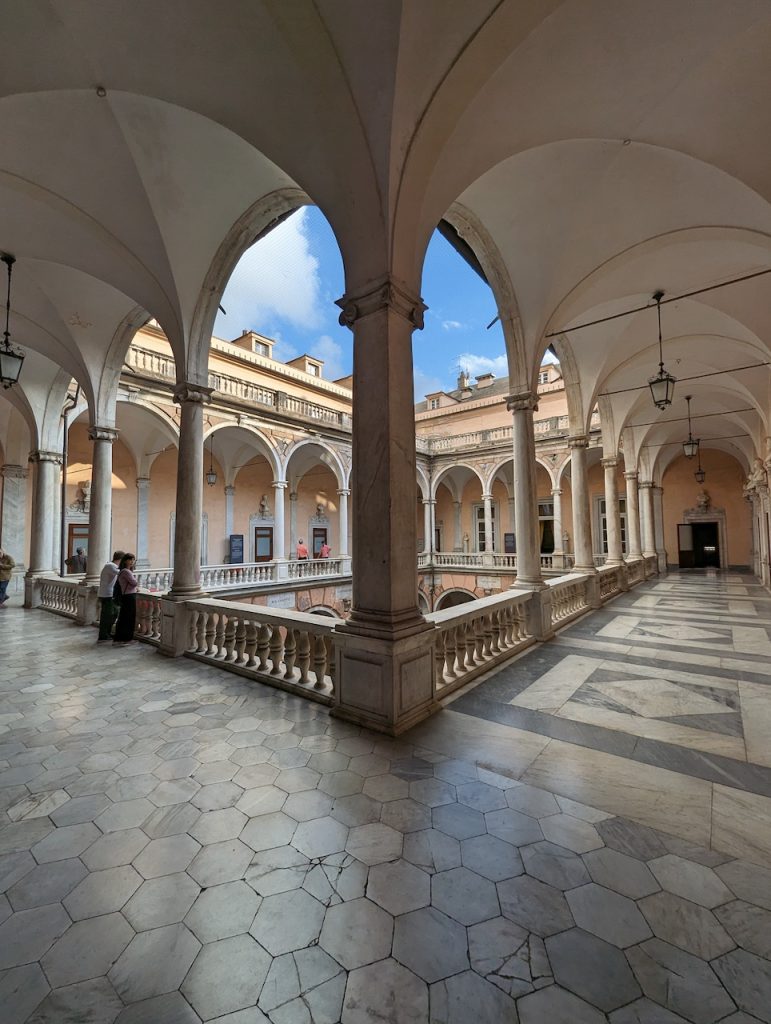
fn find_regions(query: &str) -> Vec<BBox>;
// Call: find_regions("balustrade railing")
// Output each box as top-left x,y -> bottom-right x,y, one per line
38,577 -> 80,619
135,593 -> 162,643
426,589 -> 534,698
548,573 -> 590,626
135,559 -> 346,593
287,558 -> 344,579
186,600 -> 336,704
200,563 -> 277,589
598,564 -> 621,601
626,558 -> 644,584
644,554 -> 659,576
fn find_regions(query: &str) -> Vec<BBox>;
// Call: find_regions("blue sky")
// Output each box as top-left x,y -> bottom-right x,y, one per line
214,206 -> 511,398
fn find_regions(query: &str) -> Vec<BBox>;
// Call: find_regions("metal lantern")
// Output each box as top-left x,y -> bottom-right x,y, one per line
206,435 -> 217,487
0,254 -> 24,389
682,395 -> 700,459
694,448 -> 706,484
648,290 -> 675,410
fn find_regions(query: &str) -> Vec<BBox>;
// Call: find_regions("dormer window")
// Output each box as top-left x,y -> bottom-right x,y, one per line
429,398 -> 440,410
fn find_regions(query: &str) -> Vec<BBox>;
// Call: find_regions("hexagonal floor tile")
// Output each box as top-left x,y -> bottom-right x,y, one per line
392,906 -> 469,982
430,968 -> 517,1023
432,802 -> 486,841
485,807 -> 543,847
546,927 -> 641,1012
7,857 -> 88,911
0,903 -> 72,970
42,912 -> 134,988
431,865 -> 500,926
240,811 -> 297,853
319,897 -> 393,969
63,865 -> 142,920
108,923 -> 200,1003
250,887 -> 325,955
567,882 -> 653,948
181,934 -> 271,1020
346,823 -> 402,865
522,840 -> 591,890
583,846 -> 660,900
187,838 -> 253,886
498,875 -> 574,937
283,789 -> 334,822
235,786 -> 286,818
367,859 -> 430,916
292,816 -> 349,859
342,958 -> 428,1024
461,834 -> 523,882
133,834 -> 200,879
185,880 -> 260,942
189,807 -> 247,844
122,873 -> 200,931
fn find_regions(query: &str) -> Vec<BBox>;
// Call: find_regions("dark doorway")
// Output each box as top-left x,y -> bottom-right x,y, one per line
692,522 -> 720,568
254,527 -> 273,562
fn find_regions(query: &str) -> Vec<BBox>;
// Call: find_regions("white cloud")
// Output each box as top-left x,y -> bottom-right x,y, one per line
414,367 -> 444,402
455,352 -> 509,377
214,208 -> 324,338
442,319 -> 464,331
311,334 -> 348,380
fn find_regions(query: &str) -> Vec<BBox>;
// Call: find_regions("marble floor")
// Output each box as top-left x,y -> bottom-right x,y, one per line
0,576 -> 770,1023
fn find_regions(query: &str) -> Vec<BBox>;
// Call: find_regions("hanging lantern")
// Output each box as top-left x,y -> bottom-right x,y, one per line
682,395 -> 700,459
648,290 -> 676,410
0,254 -> 24,389
206,434 -> 217,486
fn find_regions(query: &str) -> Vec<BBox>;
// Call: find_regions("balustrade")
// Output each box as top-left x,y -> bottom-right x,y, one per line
287,558 -> 343,579
426,589 -> 533,698
135,593 -> 162,643
548,574 -> 590,625
38,577 -> 80,618
186,600 -> 336,703
598,565 -> 621,601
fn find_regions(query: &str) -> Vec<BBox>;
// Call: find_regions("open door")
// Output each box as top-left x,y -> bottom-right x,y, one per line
677,523 -> 694,568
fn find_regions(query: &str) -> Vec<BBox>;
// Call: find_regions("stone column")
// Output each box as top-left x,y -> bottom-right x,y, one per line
551,488 -> 564,568
333,277 -> 435,734
422,499 -> 432,555
25,451 -> 62,607
652,485 -> 667,571
453,501 -> 462,551
625,471 -> 642,559
0,464 -> 28,571
508,391 -> 543,587
482,493 -> 494,563
639,481 -> 656,558
289,491 -> 298,555
168,383 -> 211,598
273,481 -> 287,560
84,426 -> 118,585
602,457 -> 623,566
224,485 -> 235,541
568,436 -> 595,573
336,487 -> 349,557
135,478 -> 151,569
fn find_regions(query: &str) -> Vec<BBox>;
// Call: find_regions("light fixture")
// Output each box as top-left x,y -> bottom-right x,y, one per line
0,254 -> 24,389
206,432 -> 217,487
694,451 -> 706,485
648,290 -> 676,410
682,395 -> 700,459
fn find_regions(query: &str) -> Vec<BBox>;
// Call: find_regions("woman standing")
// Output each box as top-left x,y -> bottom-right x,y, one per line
113,553 -> 138,645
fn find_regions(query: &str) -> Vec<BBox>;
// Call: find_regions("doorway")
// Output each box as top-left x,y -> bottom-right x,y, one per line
254,527 -> 273,562
66,523 -> 89,572
692,522 -> 720,568
312,527 -> 328,558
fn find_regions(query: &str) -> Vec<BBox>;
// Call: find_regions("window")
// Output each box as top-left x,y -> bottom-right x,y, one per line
254,527 -> 273,562
597,497 -> 627,554
538,370 -> 549,384
308,364 -> 319,376
429,398 -> 440,410
254,342 -> 269,357
474,503 -> 497,552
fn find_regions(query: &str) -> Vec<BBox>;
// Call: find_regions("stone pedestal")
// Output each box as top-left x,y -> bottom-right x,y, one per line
333,628 -> 439,735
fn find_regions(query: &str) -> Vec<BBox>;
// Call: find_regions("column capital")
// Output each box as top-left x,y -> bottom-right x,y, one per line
273,480 -> 289,491
1,463 -> 28,479
224,485 -> 236,496
507,391 -> 538,413
173,381 -> 213,405
88,425 -> 119,444
567,435 -> 589,450
551,487 -> 562,496
336,487 -> 350,497
638,479 -> 655,490
28,450 -> 62,465
336,276 -> 426,331
481,493 -> 494,502
136,476 -> 150,490
624,470 -> 639,481
422,497 -> 436,506
601,457 -> 619,469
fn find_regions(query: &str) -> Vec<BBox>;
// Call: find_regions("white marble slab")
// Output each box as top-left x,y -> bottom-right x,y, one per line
712,785 -> 771,868
738,681 -> 771,768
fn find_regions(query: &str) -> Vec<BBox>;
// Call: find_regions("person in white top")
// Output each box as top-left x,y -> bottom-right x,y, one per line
97,550 -> 124,643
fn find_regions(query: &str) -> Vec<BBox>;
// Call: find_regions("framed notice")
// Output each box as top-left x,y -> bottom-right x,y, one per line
229,534 -> 244,564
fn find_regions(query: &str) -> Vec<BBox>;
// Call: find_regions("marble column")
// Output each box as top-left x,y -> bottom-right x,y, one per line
653,485 -> 666,570
508,391 -> 543,586
0,464 -> 28,570
482,492 -> 494,565
336,487 -> 349,557
568,436 -> 595,573
84,426 -> 118,585
273,481 -> 287,560
602,457 -> 623,566
422,499 -> 432,555
333,277 -> 435,735
224,485 -> 235,541
289,491 -> 298,556
639,481 -> 656,557
168,383 -> 211,598
26,451 -> 61,575
624,471 -> 642,559
551,488 -> 564,567
135,477 -> 151,569
453,501 -> 462,551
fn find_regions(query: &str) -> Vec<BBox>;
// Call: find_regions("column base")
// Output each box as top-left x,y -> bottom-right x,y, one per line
343,606 -> 429,643
333,623 -> 439,736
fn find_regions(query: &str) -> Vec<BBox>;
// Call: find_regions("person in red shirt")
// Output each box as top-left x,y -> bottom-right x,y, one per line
296,539 -> 309,560
320,542 -> 331,558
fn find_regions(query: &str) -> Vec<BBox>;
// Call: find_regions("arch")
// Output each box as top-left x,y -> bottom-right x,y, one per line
435,588 -> 476,611
205,422 -> 281,483
416,464 -> 431,501
308,606 -> 341,619
284,439 -> 346,490
186,188 -> 310,384
431,462 -> 485,501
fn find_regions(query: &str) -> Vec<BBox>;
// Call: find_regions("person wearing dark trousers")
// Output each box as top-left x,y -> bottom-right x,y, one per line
97,550 -> 124,643
113,553 -> 138,645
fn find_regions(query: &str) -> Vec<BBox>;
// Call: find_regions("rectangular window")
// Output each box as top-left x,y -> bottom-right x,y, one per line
597,497 -> 627,554
312,527 -> 328,557
537,500 -> 555,553
538,370 -> 549,384
254,527 -> 273,562
429,398 -> 440,410
474,504 -> 496,552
